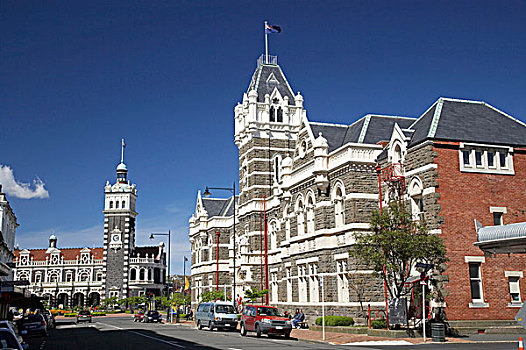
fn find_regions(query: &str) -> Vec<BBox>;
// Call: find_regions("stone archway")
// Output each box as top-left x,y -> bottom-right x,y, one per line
72,293 -> 84,308
88,292 -> 100,307
57,293 -> 68,309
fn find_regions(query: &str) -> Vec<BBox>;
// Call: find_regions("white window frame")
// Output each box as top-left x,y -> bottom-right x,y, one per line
506,271 -> 523,307
459,143 -> 514,175
465,257 -> 488,308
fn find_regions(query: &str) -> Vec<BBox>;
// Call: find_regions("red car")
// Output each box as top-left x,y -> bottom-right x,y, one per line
240,305 -> 292,338
133,311 -> 145,322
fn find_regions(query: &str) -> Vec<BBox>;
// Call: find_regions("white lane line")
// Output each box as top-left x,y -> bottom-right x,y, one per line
97,322 -> 184,348
342,340 -> 414,346
228,348 -> 243,350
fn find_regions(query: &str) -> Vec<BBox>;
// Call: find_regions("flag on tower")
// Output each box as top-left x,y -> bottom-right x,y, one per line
122,138 -> 126,148
265,24 -> 281,34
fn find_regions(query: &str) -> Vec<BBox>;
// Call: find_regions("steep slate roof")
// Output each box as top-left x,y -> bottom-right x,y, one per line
309,115 -> 416,153
247,63 -> 295,105
409,98 -> 526,147
202,196 -> 237,218
14,247 -> 103,261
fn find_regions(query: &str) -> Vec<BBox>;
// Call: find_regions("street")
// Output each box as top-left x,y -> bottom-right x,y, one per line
23,316 -> 522,350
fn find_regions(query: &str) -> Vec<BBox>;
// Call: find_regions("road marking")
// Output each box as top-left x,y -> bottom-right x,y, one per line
228,348 -> 243,350
342,340 -> 414,346
97,322 -> 184,348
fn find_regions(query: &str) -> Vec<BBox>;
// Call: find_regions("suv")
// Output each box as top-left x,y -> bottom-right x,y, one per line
240,305 -> 292,338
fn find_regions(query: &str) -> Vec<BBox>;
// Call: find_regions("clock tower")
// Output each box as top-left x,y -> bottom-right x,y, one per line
102,140 -> 138,299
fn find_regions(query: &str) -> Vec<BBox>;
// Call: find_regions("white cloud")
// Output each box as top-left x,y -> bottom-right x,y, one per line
0,164 -> 49,199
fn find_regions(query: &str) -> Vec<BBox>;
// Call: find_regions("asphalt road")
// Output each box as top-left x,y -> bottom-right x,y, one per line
23,316 -> 522,350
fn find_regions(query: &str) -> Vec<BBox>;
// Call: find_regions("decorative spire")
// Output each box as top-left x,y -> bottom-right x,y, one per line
121,138 -> 126,164
116,139 -> 128,184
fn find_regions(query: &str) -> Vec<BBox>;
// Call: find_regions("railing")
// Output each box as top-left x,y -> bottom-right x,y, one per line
15,259 -> 104,267
129,257 -> 157,264
257,54 -> 278,66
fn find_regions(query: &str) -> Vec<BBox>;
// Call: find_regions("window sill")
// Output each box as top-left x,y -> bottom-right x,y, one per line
507,302 -> 523,308
469,302 -> 489,308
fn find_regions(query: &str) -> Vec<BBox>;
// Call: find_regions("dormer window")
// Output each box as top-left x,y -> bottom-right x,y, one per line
122,201 -> 126,209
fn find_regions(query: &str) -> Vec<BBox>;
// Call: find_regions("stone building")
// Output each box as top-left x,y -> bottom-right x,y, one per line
13,146 -> 167,308
190,54 -> 526,322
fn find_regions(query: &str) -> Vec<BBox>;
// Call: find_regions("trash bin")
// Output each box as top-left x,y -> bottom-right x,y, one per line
431,323 -> 446,342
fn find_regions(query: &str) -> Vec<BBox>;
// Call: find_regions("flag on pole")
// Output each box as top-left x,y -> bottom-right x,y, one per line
184,276 -> 190,291
184,256 -> 188,262
122,138 -> 126,148
265,24 -> 281,34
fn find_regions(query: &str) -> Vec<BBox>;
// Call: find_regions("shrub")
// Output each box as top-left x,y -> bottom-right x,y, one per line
315,316 -> 354,327
64,313 -> 77,317
91,312 -> 106,317
371,319 -> 387,329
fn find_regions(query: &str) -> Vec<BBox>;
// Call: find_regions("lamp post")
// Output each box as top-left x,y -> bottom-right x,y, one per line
203,182 -> 236,307
149,231 -> 171,291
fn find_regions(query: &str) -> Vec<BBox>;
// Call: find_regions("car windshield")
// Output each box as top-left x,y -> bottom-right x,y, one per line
22,314 -> 42,322
257,307 -> 281,317
148,311 -> 159,316
215,305 -> 235,314
79,311 -> 90,315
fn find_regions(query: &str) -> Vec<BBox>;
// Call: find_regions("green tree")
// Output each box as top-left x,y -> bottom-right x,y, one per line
243,288 -> 268,303
102,296 -> 120,309
349,202 -> 447,300
199,290 -> 230,302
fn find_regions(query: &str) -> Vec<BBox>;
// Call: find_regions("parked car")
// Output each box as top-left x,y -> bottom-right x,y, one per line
20,313 -> 47,337
0,328 -> 26,350
42,310 -> 56,329
133,311 -> 145,322
76,310 -> 92,323
0,321 -> 28,349
240,305 -> 292,338
196,302 -> 238,331
143,310 -> 162,323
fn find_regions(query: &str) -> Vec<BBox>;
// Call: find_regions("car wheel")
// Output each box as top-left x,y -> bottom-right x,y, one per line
197,320 -> 203,330
256,324 -> 261,338
285,331 -> 291,339
208,321 -> 214,331
240,323 -> 247,336
133,318 -> 137,322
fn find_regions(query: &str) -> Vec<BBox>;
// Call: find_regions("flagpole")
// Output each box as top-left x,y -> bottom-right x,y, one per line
121,138 -> 124,163
264,21 -> 268,64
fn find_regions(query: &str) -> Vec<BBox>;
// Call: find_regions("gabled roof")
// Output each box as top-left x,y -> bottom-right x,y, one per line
202,196 -> 237,218
247,64 -> 295,105
409,98 -> 526,147
309,115 -> 416,153
14,247 -> 103,261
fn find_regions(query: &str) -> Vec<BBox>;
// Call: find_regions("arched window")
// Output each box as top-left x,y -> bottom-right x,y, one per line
408,177 -> 424,222
306,194 -> 315,234
116,201 -> 119,209
269,106 -> 275,122
139,269 -> 145,281
148,269 -> 152,281
277,107 -> 283,122
334,185 -> 345,228
130,269 -> 136,280
270,221 -> 277,250
284,205 -> 291,241
296,197 -> 305,236
393,144 -> 402,164
122,201 -> 126,209
109,201 -> 113,209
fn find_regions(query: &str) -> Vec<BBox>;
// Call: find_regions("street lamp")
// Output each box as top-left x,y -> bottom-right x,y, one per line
203,183 -> 236,307
149,231 -> 171,289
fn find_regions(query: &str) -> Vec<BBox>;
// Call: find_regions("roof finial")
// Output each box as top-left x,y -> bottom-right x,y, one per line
121,138 -> 126,164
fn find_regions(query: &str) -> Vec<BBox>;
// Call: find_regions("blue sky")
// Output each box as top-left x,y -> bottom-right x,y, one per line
1,1 -> 525,274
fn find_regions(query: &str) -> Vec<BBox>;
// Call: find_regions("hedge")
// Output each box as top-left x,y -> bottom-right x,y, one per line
371,319 -> 387,329
64,313 -> 77,317
315,316 -> 354,327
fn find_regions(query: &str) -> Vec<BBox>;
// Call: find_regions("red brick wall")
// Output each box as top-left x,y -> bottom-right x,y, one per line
434,143 -> 526,320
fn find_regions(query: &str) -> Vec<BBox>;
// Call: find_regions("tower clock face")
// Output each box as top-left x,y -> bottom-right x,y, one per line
112,234 -> 120,242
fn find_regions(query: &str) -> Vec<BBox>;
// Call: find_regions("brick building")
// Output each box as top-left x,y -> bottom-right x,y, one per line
189,54 -> 526,322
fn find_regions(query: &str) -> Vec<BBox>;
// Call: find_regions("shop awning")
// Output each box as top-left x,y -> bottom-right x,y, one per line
474,221 -> 526,254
